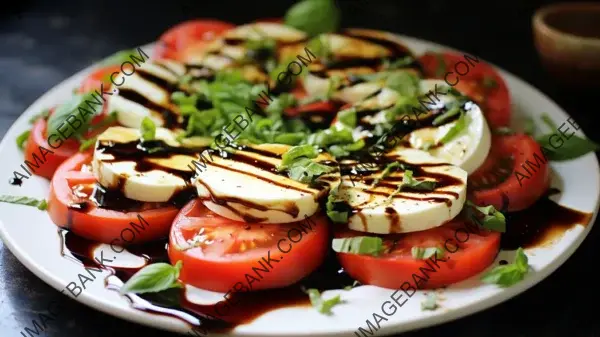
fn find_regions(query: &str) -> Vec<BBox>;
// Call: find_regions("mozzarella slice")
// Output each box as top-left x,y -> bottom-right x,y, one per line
397,79 -> 492,174
192,144 -> 340,224
92,126 -> 198,203
338,148 -> 467,234
108,61 -> 185,129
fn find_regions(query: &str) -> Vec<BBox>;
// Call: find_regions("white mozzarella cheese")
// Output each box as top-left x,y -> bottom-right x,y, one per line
338,148 -> 467,234
193,144 -> 339,224
92,126 -> 197,203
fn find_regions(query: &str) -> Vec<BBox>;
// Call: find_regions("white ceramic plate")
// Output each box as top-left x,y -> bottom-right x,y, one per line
0,35 -> 599,337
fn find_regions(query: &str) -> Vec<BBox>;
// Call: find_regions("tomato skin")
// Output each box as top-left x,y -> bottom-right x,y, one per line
48,153 -> 179,244
418,52 -> 511,128
155,19 -> 235,60
335,221 -> 501,289
168,199 -> 330,292
24,119 -> 80,179
284,100 -> 339,117
79,65 -> 120,94
469,134 -> 550,212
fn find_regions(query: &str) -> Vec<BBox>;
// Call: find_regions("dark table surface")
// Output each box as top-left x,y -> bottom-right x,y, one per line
1,0 -> 599,336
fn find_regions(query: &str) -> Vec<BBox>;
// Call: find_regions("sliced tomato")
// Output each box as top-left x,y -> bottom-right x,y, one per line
48,152 -> 179,244
155,19 -> 235,60
335,220 -> 501,289
469,134 -> 550,212
24,118 -> 80,179
284,100 -> 339,117
418,52 -> 511,128
79,65 -> 121,94
168,199 -> 329,292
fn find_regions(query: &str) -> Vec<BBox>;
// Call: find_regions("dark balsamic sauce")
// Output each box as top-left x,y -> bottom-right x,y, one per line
118,89 -> 182,129
501,188 -> 592,249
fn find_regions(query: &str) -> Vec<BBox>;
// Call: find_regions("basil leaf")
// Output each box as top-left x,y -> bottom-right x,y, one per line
326,185 -> 349,223
421,293 -> 439,311
47,92 -> 103,140
383,56 -> 415,70
285,158 -> 335,183
480,247 -> 529,287
16,130 -> 30,150
411,246 -> 444,260
284,0 -> 340,36
332,236 -> 383,256
29,108 -> 50,124
536,134 -> 600,161
120,261 -> 183,294
337,108 -> 357,128
522,117 -> 535,136
466,201 -> 506,232
432,105 -> 461,126
482,76 -> 497,89
372,162 -> 402,186
384,71 -> 420,97
305,288 -> 342,315
439,111 -> 468,144
79,137 -> 97,152
540,113 -> 558,130
400,170 -> 436,191
140,117 -> 156,141
280,144 -> 318,167
0,195 -> 47,210
327,139 -> 365,158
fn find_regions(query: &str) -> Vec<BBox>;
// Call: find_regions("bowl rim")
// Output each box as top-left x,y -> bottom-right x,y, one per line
533,2 -> 600,47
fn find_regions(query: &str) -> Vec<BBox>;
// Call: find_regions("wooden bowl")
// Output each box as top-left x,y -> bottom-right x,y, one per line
533,2 -> 600,87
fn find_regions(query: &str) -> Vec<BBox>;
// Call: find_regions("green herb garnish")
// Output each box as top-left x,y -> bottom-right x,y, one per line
439,111 -> 468,144
284,0 -> 341,36
140,117 -> 156,141
331,236 -> 383,256
0,195 -> 47,210
534,114 -> 599,161
305,288 -> 342,315
411,246 -> 444,260
120,261 -> 183,294
372,162 -> 403,186
46,92 -> 103,141
400,170 -> 436,191
480,248 -> 529,287
466,201 -> 506,232
16,130 -> 30,150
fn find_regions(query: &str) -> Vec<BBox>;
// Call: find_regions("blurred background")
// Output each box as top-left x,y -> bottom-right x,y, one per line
1,0 -> 599,336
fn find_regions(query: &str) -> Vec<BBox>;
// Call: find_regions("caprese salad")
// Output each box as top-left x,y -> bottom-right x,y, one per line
4,0 -> 599,320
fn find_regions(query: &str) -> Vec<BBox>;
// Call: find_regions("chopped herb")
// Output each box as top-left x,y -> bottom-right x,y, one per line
280,144 -> 318,167
79,137 -> 97,151
344,280 -> 361,291
540,113 -> 558,130
277,145 -> 334,183
411,246 -> 444,260
482,76 -> 498,89
493,127 -> 514,135
522,117 -> 535,136
331,236 -> 383,256
46,92 -> 103,141
0,195 -> 47,210
120,261 -> 183,294
327,75 -> 342,98
400,170 -> 436,191
284,0 -> 340,36
439,111 -> 468,144
383,56 -> 415,70
140,117 -> 156,141
29,108 -> 50,124
305,288 -> 342,315
337,108 -> 357,128
16,130 -> 30,150
327,139 -> 365,158
384,71 -> 420,97
421,293 -> 439,311
481,247 -> 529,287
432,105 -> 462,126
372,162 -> 403,186
326,184 -> 350,223
466,201 -> 506,232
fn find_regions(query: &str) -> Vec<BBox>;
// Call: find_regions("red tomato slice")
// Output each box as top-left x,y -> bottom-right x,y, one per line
48,153 -> 179,244
168,199 -> 329,292
155,19 -> 235,60
469,134 -> 551,212
284,100 -> 339,117
418,52 -> 511,128
335,221 -> 501,289
79,65 -> 121,94
24,118 -> 80,179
